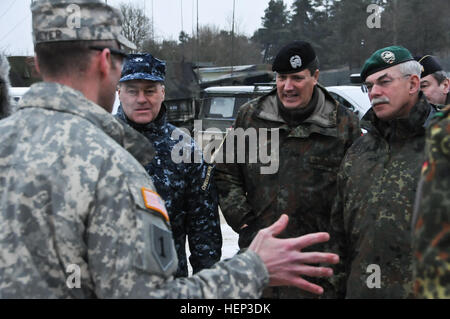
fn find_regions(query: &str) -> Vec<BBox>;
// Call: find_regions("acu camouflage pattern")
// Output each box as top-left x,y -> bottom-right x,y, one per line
330,93 -> 436,298
31,0 -> 136,49
215,84 -> 361,299
115,104 -> 222,278
0,82 -> 268,298
412,104 -> 450,299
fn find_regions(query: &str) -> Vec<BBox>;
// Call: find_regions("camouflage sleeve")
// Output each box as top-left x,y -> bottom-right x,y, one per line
89,162 -> 268,299
214,106 -> 254,233
413,112 -> 450,299
327,106 -> 361,299
185,147 -> 223,274
338,102 -> 362,147
328,158 -> 351,299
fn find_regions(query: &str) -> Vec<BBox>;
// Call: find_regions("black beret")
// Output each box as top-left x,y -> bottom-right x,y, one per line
272,41 -> 317,74
415,55 -> 443,78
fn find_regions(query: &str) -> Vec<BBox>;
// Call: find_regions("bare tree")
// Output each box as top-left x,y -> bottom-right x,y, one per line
119,3 -> 152,52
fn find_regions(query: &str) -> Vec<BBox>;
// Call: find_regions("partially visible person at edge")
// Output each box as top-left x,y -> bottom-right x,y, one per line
0,53 -> 11,120
214,41 -> 361,299
0,0 -> 339,298
330,46 -> 438,298
115,53 -> 222,278
415,55 -> 449,107
412,103 -> 450,299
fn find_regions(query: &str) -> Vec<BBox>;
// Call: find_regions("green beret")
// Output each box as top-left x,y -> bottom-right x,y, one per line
360,46 -> 414,82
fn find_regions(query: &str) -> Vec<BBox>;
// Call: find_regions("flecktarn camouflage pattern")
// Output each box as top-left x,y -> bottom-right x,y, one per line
116,104 -> 222,278
412,104 -> 450,299
330,93 -> 437,298
31,0 -> 136,49
215,84 -> 361,298
0,82 -> 268,298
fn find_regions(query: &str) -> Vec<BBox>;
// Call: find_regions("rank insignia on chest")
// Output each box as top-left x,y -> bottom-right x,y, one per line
141,187 -> 170,222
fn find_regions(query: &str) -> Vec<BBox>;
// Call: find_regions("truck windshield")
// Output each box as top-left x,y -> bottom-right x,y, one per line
209,97 -> 235,118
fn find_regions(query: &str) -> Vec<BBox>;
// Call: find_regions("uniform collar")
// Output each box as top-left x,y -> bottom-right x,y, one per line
19,82 -> 155,165
256,84 -> 338,130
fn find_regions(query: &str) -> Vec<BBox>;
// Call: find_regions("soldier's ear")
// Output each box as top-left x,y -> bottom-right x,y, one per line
160,83 -> 166,100
34,56 -> 41,76
409,74 -> 420,95
442,78 -> 450,94
313,69 -> 320,84
95,48 -> 113,79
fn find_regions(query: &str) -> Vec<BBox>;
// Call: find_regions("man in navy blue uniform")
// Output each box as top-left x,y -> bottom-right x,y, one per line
115,53 -> 222,277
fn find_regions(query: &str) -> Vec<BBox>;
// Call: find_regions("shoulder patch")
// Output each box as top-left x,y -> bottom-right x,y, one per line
141,187 -> 170,222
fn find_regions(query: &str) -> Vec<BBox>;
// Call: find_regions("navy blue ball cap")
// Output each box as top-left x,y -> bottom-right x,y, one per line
415,55 -> 443,78
120,53 -> 166,83
272,41 -> 317,74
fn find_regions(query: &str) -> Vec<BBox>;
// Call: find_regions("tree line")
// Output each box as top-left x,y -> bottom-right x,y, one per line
122,0 -> 450,71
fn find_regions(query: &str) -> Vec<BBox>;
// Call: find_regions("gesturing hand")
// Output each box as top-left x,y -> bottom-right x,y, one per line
248,214 -> 339,295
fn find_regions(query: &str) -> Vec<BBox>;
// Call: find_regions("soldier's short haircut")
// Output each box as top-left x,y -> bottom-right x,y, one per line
431,71 -> 448,85
35,40 -> 120,78
398,60 -> 422,78
306,57 -> 320,76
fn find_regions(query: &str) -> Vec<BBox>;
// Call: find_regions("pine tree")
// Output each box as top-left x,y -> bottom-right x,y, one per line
289,0 -> 314,42
253,0 -> 291,63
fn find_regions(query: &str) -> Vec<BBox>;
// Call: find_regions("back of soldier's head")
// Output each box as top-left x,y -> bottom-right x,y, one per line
31,0 -> 135,78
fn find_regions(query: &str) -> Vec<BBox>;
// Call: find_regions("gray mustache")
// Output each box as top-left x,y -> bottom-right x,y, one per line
371,97 -> 390,107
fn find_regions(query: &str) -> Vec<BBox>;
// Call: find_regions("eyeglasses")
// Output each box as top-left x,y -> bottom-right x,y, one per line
89,46 -> 128,60
362,74 -> 411,93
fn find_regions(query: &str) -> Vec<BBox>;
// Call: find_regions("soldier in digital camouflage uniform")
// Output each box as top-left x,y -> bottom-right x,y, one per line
0,53 -> 11,120
115,53 -> 222,278
214,41 -> 361,299
0,0 -> 340,298
330,46 -> 438,299
412,104 -> 450,299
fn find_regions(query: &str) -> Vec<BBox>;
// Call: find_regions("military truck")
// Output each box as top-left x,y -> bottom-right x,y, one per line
195,84 -> 275,147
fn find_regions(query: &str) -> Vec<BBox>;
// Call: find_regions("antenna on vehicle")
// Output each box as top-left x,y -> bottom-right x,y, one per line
231,0 -> 235,76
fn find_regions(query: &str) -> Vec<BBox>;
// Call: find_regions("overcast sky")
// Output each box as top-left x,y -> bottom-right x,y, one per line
0,0 -> 295,56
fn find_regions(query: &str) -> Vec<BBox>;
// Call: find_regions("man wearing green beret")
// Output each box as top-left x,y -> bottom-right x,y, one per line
330,45 -> 438,298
